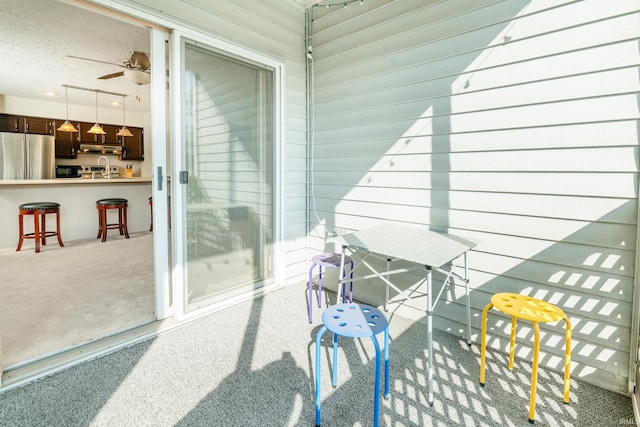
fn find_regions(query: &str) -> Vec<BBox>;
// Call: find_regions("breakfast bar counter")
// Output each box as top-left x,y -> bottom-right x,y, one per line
0,177 -> 152,186
0,178 -> 153,250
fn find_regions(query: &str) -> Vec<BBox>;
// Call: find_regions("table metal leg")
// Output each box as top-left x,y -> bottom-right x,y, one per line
384,258 -> 390,311
426,266 -> 433,405
464,252 -> 472,345
339,247 -> 347,302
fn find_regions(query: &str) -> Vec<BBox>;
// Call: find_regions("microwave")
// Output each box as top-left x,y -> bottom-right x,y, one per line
55,165 -> 82,178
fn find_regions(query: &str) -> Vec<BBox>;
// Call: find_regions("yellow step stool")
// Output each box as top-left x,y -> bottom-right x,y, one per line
479,293 -> 571,424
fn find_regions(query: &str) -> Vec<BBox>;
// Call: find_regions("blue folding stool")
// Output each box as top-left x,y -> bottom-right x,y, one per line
315,303 -> 390,427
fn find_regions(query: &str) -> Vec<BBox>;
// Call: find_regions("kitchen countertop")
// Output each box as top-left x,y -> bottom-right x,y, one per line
0,177 -> 152,185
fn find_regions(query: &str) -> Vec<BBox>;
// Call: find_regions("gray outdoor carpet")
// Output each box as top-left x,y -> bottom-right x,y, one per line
0,283 -> 634,426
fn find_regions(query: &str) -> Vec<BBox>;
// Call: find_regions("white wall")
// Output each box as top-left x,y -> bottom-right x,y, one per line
308,0 -> 640,394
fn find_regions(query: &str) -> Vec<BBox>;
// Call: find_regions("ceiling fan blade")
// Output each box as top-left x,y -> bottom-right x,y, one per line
66,55 -> 124,68
98,71 -> 125,80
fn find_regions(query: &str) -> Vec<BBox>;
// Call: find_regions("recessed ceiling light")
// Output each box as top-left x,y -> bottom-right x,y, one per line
44,91 -> 57,97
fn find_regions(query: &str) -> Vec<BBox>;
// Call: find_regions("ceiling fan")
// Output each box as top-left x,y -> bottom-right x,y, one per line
67,51 -> 151,85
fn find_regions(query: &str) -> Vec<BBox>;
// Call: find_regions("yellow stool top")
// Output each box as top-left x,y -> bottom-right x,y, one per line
491,293 -> 565,323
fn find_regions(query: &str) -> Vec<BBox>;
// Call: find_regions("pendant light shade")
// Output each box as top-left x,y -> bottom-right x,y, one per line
116,95 -> 133,137
87,91 -> 105,135
57,86 -> 78,133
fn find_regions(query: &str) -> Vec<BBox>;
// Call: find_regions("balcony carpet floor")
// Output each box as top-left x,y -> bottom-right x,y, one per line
0,279 -> 634,426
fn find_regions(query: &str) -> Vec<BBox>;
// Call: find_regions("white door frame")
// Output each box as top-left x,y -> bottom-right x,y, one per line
150,27 -> 172,319
169,29 -> 286,321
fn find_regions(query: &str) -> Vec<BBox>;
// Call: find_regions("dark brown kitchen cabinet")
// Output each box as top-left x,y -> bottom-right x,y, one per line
76,122 -> 122,146
0,114 -> 20,132
20,116 -> 54,135
76,121 -> 100,144
100,124 -> 121,145
54,120 -> 79,159
119,126 -> 144,161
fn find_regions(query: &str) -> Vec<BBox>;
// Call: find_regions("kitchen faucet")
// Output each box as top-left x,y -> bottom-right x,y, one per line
97,156 -> 111,179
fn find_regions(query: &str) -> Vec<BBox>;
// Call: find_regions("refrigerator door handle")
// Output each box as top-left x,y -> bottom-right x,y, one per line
24,136 -> 30,179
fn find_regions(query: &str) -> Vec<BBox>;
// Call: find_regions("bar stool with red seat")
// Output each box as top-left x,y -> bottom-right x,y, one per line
96,198 -> 130,242
16,202 -> 64,253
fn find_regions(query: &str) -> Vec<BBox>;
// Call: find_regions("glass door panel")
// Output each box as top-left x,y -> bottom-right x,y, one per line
181,41 -> 274,312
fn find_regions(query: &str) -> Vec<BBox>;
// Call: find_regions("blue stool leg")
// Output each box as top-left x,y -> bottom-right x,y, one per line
332,332 -> 339,386
349,260 -> 354,302
371,335 -> 382,427
384,327 -> 389,397
315,326 -> 328,426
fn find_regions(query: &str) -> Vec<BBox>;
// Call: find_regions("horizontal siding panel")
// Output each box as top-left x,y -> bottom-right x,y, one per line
314,3 -> 639,88
314,1 -> 536,74
324,205 -> 636,250
451,67 -> 640,113
313,146 -> 639,172
314,93 -> 640,133
454,41 -> 640,95
314,186 -> 637,224
316,57 -> 640,117
469,266 -> 633,303
311,171 -> 638,198
310,120 -> 639,154
470,252 -> 633,305
469,233 -> 635,278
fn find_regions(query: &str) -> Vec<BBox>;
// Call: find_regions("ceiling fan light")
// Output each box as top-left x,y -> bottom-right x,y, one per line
116,126 -> 133,137
87,123 -> 106,135
57,120 -> 78,133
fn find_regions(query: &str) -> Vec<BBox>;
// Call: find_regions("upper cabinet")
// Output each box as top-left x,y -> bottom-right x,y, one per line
120,127 -> 144,161
0,114 -> 20,132
76,121 -> 101,145
0,113 -> 143,160
20,116 -> 54,135
53,120 -> 79,159
0,114 -> 53,134
101,124 -> 121,145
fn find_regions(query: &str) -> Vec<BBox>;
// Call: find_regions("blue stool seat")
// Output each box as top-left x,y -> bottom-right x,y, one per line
308,253 -> 354,323
315,303 -> 390,427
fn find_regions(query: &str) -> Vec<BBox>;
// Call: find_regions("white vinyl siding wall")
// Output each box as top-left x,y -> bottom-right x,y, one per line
120,0 -> 309,282
308,0 -> 640,393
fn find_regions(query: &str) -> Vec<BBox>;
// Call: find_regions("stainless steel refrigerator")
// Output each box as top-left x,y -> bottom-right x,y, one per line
0,132 -> 55,180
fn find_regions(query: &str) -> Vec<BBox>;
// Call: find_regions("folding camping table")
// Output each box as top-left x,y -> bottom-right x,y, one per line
330,224 -> 477,404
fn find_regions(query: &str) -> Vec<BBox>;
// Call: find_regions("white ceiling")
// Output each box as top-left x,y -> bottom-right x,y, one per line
0,0 -> 151,115
0,0 -> 326,118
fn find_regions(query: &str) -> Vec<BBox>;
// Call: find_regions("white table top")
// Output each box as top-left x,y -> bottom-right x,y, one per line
330,224 -> 476,268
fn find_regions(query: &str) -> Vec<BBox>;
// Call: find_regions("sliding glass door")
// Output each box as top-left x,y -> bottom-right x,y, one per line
176,38 -> 276,314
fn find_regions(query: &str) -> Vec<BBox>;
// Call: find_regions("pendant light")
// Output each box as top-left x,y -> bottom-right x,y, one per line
87,90 -> 106,135
57,86 -> 78,133
116,95 -> 133,137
